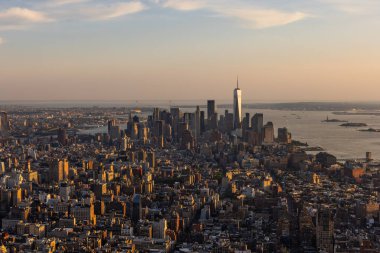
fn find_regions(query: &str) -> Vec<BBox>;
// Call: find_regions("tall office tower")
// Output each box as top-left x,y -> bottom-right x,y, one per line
218,115 -> 225,131
170,107 -> 180,120
11,187 -> 22,206
57,128 -> 68,145
278,127 -> 292,144
184,113 -> 196,137
152,218 -> 168,239
59,182 -> 71,202
107,119 -> 116,134
0,112 -> 9,131
207,100 -> 218,130
153,108 -> 160,122
147,152 -> 156,168
138,149 -> 147,162
153,120 -> 164,138
132,194 -> 142,223
120,136 -> 130,151
109,125 -> 120,140
242,113 -> 250,130
181,129 -> 195,150
224,110 -> 234,133
130,122 -> 139,140
262,122 -> 274,145
195,106 -> 201,138
233,78 -> 242,129
49,158 -> 69,182
200,111 -> 206,134
252,113 -> 264,134
177,122 -> 189,142
316,209 -> 334,253
164,123 -> 172,139
207,100 -> 216,120
183,113 -> 191,124
170,107 -> 180,140
138,123 -> 148,142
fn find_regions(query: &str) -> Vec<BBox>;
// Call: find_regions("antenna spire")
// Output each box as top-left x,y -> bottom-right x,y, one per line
237,75 -> 239,89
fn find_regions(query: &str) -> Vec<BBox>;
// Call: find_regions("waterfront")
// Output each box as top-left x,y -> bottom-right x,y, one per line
253,109 -> 380,160
79,107 -> 380,160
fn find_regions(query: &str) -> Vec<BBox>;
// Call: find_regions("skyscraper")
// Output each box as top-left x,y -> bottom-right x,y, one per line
207,100 -> 216,120
207,100 -> 218,130
0,112 -> 9,132
57,128 -> 68,145
233,78 -> 242,129
107,119 -> 116,134
49,158 -> 69,182
252,113 -> 264,134
251,113 -> 264,145
263,122 -> 274,145
316,208 -> 334,253
195,106 -> 201,138
132,194 -> 142,223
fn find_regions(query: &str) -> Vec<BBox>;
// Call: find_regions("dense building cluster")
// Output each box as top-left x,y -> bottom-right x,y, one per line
0,89 -> 379,253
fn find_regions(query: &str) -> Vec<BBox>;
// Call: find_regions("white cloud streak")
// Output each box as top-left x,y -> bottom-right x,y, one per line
0,1 -> 146,32
52,0 -> 92,6
160,0 -> 308,29
86,2 -> 146,20
162,0 -> 205,11
0,7 -> 53,23
320,0 -> 380,14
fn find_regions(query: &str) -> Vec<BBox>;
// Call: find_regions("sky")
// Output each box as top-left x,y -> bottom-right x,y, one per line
0,0 -> 380,102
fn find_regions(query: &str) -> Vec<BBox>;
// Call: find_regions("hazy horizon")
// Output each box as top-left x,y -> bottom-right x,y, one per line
1,0 -> 380,101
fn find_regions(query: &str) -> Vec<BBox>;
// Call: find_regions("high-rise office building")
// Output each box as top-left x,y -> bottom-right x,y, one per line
153,120 -> 164,138
200,111 -> 206,134
177,122 -> 188,142
132,194 -> 142,223
130,122 -> 139,140
0,112 -> 9,132
233,78 -> 242,129
251,113 -> 263,134
57,128 -> 68,145
207,100 -> 216,120
243,113 -> 250,130
195,106 -> 201,138
170,107 -> 180,139
263,122 -> 274,145
207,100 -> 218,130
49,158 -> 69,182
109,125 -> 120,140
107,119 -> 116,134
224,110 -> 234,133
278,127 -> 292,144
316,208 -> 334,253
153,108 -> 160,122
138,123 -> 148,142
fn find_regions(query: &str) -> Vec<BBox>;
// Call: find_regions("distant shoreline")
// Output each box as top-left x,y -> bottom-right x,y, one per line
1,101 -> 380,111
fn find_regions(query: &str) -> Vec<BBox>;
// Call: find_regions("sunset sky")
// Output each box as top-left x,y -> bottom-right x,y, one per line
0,0 -> 379,102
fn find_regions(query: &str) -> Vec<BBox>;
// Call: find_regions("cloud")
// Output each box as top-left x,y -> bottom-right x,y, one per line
162,0 -> 205,11
84,2 -> 146,20
0,37 -> 3,45
0,7 -> 53,23
160,0 -> 308,28
214,7 -> 308,29
320,0 -> 380,14
52,0 -> 92,6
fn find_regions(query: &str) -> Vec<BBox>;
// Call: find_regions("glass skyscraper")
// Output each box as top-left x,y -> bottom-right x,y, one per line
233,78 -> 242,129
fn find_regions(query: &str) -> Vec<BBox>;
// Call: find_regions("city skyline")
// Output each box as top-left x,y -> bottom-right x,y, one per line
1,0 -> 380,101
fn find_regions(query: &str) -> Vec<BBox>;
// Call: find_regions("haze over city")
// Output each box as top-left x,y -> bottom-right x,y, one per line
1,0 -> 380,101
1,2 -> 380,252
